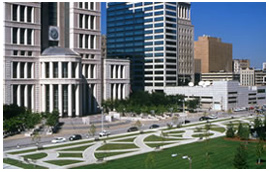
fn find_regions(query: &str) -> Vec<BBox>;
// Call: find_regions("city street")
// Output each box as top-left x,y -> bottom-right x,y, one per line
3,110 -> 253,151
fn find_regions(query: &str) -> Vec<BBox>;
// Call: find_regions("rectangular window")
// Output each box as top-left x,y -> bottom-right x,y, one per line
90,35 -> 94,49
12,4 -> 18,21
155,17 -> 164,21
155,29 -> 163,33
85,2 -> 88,9
85,15 -> 89,29
20,6 -> 25,22
45,62 -> 49,78
53,62 -> 58,78
79,2 -> 83,8
62,62 -> 68,78
90,16 -> 95,29
72,62 -> 76,78
166,5 -> 176,11
155,23 -> 164,27
145,2 -> 153,5
12,28 -> 18,44
27,29 -> 32,45
90,2 -> 94,10
90,64 -> 94,78
79,14 -> 83,28
27,7 -> 32,22
27,63 -> 32,78
13,62 -> 18,78
145,7 -> 153,11
20,28 -> 25,44
155,11 -> 163,15
79,34 -> 83,48
155,5 -> 163,10
85,34 -> 89,48
155,41 -> 164,45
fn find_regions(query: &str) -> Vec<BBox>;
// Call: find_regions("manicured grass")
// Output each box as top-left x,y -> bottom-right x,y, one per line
58,153 -> 83,158
8,140 -> 94,155
95,151 -> 132,159
3,158 -> 48,169
167,130 -> 185,134
23,153 -> 47,160
144,135 -> 181,142
210,127 -> 226,133
114,137 -> 136,142
8,148 -> 37,155
97,143 -> 138,150
58,144 -> 93,151
146,142 -> 175,148
73,137 -> 266,169
45,160 -> 82,166
192,133 -> 214,138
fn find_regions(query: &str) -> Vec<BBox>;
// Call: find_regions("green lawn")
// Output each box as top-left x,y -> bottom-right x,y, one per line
23,153 -> 47,160
114,137 -> 136,142
192,133 -> 214,138
73,137 -> 266,169
210,127 -> 226,133
45,160 -> 82,166
97,143 -> 138,150
167,130 -> 185,134
95,151 -> 132,159
58,153 -> 83,158
3,158 -> 48,169
146,142 -> 175,148
58,144 -> 93,151
144,135 -> 181,142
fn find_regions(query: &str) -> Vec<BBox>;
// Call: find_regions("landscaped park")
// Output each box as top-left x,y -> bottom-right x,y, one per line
3,115 -> 266,169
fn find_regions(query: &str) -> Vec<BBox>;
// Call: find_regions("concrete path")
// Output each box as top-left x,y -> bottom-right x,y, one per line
134,134 -> 155,151
83,141 -> 103,163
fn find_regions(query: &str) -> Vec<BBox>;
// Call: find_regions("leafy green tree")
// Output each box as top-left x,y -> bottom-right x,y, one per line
89,124 -> 96,137
31,131 -> 41,149
233,143 -> 248,169
144,153 -> 156,169
45,111 -> 59,127
3,104 -> 26,120
239,124 -> 250,140
256,140 -> 265,164
226,122 -> 235,138
254,117 -> 262,129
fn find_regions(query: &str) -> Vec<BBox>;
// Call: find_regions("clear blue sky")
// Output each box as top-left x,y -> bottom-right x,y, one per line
101,2 -> 266,69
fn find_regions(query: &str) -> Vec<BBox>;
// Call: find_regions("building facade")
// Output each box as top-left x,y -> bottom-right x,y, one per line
201,72 -> 240,82
254,69 -> 266,86
240,68 -> 255,86
194,35 -> 232,73
106,2 -> 194,92
4,2 -> 130,117
233,59 -> 250,74
164,81 -> 266,111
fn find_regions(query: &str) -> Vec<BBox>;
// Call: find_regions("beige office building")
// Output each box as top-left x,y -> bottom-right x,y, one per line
194,35 -> 232,73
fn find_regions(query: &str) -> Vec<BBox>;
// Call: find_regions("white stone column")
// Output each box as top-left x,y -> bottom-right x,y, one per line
24,85 -> 28,108
88,84 -> 92,113
17,85 -> 21,106
31,63 -> 34,78
88,64 -> 91,78
113,84 -> 117,100
118,83 -> 121,100
50,84 -> 53,112
189,8 -> 191,20
82,64 -> 85,76
24,62 -> 28,78
50,62 -> 53,78
122,84 -> 126,99
58,84 -> 63,117
180,6 -> 183,18
42,84 -> 46,112
68,62 -> 72,79
76,63 -> 80,78
75,84 -> 81,116
68,84 -> 73,117
117,65 -> 121,79
113,65 -> 116,79
42,62 -> 45,79
31,85 -> 35,111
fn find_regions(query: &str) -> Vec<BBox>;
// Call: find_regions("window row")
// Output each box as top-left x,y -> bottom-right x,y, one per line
79,14 -> 96,30
81,54 -> 95,59
12,28 -> 34,45
110,65 -> 126,79
82,64 -> 96,79
42,62 -> 81,79
78,34 -> 96,49
12,62 -> 34,79
12,4 -> 34,23
78,2 -> 95,10
13,50 -> 32,56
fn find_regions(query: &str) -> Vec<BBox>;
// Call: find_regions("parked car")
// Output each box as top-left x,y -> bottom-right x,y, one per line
184,120 -> 191,124
69,134 -> 82,141
199,116 -> 217,121
51,137 -> 66,143
99,130 -> 110,137
127,127 -> 139,132
149,124 -> 159,129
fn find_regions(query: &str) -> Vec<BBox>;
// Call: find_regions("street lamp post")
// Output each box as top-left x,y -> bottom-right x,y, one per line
98,106 -> 104,132
182,155 -> 192,169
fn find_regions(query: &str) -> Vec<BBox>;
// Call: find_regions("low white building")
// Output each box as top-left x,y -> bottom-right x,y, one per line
164,81 -> 266,111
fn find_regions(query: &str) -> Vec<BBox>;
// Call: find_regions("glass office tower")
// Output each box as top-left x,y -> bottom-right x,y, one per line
107,2 -> 194,92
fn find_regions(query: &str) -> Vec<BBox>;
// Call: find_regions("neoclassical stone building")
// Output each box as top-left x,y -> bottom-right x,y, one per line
3,2 -> 130,117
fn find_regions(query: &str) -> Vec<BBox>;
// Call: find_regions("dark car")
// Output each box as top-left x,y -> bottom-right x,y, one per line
199,116 -> 211,121
127,127 -> 139,132
149,124 -> 160,129
184,120 -> 191,124
69,134 -> 82,141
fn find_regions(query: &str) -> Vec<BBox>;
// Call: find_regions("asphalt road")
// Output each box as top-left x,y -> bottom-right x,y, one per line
3,110 -> 253,151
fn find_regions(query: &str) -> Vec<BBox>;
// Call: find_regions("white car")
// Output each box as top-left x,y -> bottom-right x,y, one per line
51,137 -> 66,143
99,130 -> 110,137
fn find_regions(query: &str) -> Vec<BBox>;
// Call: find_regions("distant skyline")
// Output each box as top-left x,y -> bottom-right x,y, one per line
101,2 -> 266,69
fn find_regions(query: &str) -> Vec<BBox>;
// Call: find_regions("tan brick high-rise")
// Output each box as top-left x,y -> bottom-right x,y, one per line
194,36 -> 232,73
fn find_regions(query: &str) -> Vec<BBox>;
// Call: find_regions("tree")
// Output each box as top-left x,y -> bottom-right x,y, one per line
144,153 -> 156,169
204,122 -> 211,168
172,116 -> 178,125
254,117 -> 262,129
31,131 -> 41,149
233,143 -> 248,169
134,120 -> 142,131
45,111 -> 59,127
256,140 -> 265,164
89,124 -> 96,137
238,124 -> 250,140
226,122 -> 235,138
